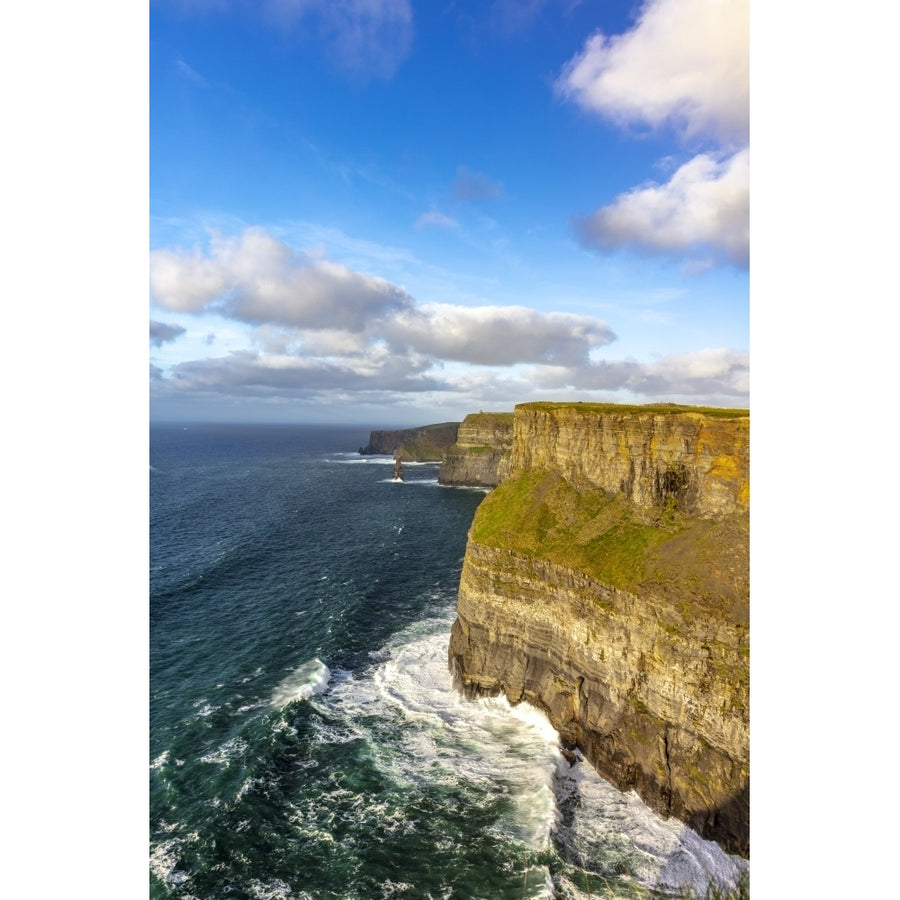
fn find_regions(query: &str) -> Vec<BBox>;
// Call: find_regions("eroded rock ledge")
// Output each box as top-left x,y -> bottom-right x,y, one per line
448,402 -> 749,857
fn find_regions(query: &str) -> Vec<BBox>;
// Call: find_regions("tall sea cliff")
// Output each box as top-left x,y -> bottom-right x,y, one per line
439,412 -> 514,488
448,403 -> 750,857
358,422 -> 459,460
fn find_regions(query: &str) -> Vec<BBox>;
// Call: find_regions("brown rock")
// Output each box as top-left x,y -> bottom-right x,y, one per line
448,402 -> 750,856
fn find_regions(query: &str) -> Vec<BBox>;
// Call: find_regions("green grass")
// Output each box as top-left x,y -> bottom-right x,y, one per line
394,422 -> 461,460
517,401 -> 748,418
470,469 -> 748,621
464,411 -> 514,423
416,421 -> 462,432
472,470 -> 673,592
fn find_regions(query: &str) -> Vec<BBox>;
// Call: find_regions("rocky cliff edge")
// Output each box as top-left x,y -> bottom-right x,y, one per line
448,402 -> 750,856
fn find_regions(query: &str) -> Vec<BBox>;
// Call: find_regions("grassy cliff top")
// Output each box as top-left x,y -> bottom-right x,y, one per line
414,421 -> 463,431
462,411 -> 515,423
471,469 -> 748,625
516,402 -> 749,418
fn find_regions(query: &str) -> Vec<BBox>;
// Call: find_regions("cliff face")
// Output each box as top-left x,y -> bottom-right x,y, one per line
438,412 -> 514,488
359,422 -> 460,461
448,403 -> 749,856
511,403 -> 748,518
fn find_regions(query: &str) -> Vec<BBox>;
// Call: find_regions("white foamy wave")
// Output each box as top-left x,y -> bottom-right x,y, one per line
270,658 -> 331,707
380,474 -> 440,486
439,483 -> 492,493
236,775 -> 264,802
553,748 -> 749,894
248,877 -> 294,899
150,750 -> 169,770
323,620 -> 559,852
377,880 -> 416,896
655,826 -> 748,894
200,736 -> 249,765
149,833 -> 198,888
319,618 -> 747,896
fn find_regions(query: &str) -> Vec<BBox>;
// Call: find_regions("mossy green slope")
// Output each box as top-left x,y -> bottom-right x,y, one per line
472,469 -> 748,623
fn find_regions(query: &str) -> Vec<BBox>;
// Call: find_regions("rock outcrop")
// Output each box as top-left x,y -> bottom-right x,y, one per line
448,402 -> 750,857
359,422 -> 460,461
438,412 -> 514,488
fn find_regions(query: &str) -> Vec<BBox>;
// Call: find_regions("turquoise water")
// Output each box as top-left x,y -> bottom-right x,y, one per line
149,423 -> 747,899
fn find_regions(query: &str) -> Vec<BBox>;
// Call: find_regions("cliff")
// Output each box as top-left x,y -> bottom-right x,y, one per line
359,422 -> 460,461
438,412 -> 514,488
448,402 -> 749,856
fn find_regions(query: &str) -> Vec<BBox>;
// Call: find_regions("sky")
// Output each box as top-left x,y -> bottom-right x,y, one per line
6,5 -> 900,894
149,0 -> 750,425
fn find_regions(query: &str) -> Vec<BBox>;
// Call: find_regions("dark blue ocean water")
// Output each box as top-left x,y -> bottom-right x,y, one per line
149,424 -> 747,899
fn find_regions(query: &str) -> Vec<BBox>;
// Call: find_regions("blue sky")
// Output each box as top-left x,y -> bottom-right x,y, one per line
149,0 -> 749,425
7,7 -> 900,890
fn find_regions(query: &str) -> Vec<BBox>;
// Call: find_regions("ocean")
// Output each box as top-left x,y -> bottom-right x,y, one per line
149,423 -> 748,899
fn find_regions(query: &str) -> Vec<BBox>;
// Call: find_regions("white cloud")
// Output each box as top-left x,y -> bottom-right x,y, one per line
159,349 -> 446,396
150,228 -> 748,411
632,347 -> 749,396
574,149 -> 749,267
534,347 -> 749,397
259,326 -> 369,357
383,303 -> 615,366
150,227 -> 413,330
153,344 -> 750,411
557,0 -> 749,269
150,228 -> 616,366
232,256 -> 411,330
149,249 -> 229,312
557,0 -> 748,145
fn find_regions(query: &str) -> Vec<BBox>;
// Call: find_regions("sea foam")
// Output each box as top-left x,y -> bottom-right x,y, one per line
321,619 -> 747,896
270,658 -> 332,707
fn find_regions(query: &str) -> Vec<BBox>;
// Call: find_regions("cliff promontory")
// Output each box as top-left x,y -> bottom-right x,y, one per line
438,412 -> 514,488
359,422 -> 460,461
448,402 -> 749,856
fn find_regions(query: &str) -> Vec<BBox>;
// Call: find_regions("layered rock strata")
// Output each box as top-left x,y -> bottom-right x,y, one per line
510,402 -> 748,518
359,422 -> 460,461
438,412 -> 514,488
448,403 -> 749,856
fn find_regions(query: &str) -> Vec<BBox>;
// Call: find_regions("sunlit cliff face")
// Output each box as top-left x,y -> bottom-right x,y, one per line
449,404 -> 750,857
